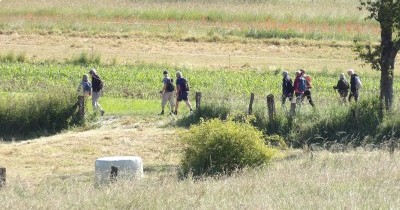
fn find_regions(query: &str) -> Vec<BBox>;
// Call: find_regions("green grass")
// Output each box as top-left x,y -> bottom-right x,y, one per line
0,0 -> 379,42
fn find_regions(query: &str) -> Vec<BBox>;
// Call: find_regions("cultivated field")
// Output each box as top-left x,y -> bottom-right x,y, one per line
1,0 -> 400,209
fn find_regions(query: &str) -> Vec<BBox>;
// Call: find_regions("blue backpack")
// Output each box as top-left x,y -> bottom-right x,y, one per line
298,77 -> 307,92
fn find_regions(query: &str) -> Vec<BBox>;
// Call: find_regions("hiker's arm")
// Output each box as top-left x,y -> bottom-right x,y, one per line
160,83 -> 167,94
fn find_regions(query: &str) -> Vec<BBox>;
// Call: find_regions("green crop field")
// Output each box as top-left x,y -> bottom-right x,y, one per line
1,0 -> 400,209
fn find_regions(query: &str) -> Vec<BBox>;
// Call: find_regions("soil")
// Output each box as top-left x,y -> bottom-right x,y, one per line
0,33 -> 367,71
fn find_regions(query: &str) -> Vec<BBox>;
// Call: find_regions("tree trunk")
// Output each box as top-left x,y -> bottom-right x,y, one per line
379,3 -> 395,110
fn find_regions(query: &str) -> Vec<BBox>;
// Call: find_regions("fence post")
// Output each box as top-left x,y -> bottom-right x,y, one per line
0,167 -> 5,187
78,96 -> 85,119
195,92 -> 202,110
266,94 -> 275,121
290,102 -> 296,117
248,93 -> 254,115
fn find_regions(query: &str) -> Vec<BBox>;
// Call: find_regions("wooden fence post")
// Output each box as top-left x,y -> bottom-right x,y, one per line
195,92 -> 202,110
0,167 -> 5,187
78,96 -> 85,119
266,94 -> 275,121
248,93 -> 254,115
290,102 -> 296,117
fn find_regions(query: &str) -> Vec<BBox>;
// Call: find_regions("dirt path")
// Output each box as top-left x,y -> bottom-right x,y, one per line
0,116 -> 181,184
1,33 -> 368,71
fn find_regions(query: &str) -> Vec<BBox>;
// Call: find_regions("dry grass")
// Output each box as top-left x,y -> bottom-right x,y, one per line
0,116 -> 182,184
2,33 -> 389,71
0,118 -> 399,209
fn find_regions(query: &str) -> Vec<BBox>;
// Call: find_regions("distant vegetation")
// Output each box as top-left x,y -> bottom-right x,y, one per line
0,0 -> 379,42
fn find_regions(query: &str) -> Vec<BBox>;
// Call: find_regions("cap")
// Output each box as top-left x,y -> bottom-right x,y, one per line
163,70 -> 168,75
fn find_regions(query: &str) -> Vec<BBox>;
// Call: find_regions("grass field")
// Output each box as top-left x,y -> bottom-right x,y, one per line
1,0 -> 400,209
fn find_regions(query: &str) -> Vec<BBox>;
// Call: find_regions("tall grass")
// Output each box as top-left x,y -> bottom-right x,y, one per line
0,150 -> 399,209
0,90 -> 81,140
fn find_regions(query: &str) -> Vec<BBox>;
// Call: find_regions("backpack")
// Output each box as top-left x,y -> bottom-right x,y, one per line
298,77 -> 307,92
99,79 -> 104,90
180,78 -> 190,91
166,79 -> 175,92
284,77 -> 293,94
355,76 -> 362,89
83,82 -> 92,93
305,75 -> 312,89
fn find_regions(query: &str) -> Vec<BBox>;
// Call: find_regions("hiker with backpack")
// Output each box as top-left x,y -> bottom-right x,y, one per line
347,69 -> 362,102
300,69 -> 315,107
293,70 -> 306,105
174,71 -> 193,115
333,73 -> 350,103
281,70 -> 294,106
77,74 -> 92,97
89,68 -> 105,116
159,70 -> 175,115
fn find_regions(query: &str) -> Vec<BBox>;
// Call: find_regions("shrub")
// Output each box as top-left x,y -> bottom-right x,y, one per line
67,52 -> 101,66
176,103 -> 230,127
179,119 -> 278,178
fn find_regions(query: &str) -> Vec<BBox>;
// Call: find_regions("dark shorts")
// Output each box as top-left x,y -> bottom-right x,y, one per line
177,91 -> 189,102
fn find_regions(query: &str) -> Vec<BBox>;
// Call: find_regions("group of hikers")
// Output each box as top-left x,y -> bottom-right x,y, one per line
77,69 -> 194,116
77,67 -> 363,116
77,68 -> 105,116
282,68 -> 362,107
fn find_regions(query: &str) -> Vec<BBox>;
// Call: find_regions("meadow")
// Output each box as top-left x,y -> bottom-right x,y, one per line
1,0 -> 400,209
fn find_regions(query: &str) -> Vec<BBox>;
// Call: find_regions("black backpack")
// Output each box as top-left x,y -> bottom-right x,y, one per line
180,78 -> 190,91
166,79 -> 175,92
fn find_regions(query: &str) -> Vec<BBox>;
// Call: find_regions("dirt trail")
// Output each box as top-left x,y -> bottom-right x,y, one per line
0,116 -> 181,184
1,33 -> 367,71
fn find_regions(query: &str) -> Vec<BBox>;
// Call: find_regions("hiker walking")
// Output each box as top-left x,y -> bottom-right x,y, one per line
89,68 -> 105,116
174,71 -> 193,115
300,69 -> 315,107
77,74 -> 92,97
159,70 -> 175,115
293,70 -> 306,105
347,69 -> 362,102
281,70 -> 294,106
333,73 -> 349,103
76,74 -> 92,119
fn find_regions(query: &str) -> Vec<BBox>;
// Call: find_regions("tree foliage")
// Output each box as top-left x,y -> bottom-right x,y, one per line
355,0 -> 400,110
355,0 -> 400,71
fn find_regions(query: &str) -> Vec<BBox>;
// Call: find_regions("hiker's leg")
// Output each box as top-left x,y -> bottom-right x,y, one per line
295,93 -> 302,105
348,92 -> 353,102
168,92 -> 175,112
161,92 -> 168,111
354,90 -> 359,102
92,91 -> 100,110
281,94 -> 286,106
175,92 -> 182,114
184,100 -> 193,111
307,91 -> 314,106
182,92 -> 193,111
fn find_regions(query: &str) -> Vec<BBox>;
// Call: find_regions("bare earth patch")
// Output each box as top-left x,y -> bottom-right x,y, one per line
0,116 -> 182,184
0,33 -> 374,71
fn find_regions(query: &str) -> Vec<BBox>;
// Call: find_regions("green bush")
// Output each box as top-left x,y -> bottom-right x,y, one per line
0,90 -> 81,140
176,103 -> 230,127
179,119 -> 278,178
